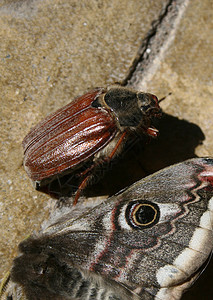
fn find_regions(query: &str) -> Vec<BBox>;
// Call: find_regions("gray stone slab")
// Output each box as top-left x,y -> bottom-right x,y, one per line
0,0 -> 212,299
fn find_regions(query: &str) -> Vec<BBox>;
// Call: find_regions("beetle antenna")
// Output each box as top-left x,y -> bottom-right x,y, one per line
158,92 -> 172,103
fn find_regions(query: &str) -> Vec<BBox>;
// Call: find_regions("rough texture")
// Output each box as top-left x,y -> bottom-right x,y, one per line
0,0 -> 212,299
0,0 -> 165,279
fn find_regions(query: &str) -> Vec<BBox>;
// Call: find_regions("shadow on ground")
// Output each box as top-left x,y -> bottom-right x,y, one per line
86,112 -> 205,197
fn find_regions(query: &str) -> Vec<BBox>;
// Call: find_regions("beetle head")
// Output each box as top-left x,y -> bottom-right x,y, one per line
137,92 -> 161,117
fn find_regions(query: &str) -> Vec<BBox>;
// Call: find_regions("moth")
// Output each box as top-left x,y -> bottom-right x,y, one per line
22,86 -> 161,203
1,158 -> 212,300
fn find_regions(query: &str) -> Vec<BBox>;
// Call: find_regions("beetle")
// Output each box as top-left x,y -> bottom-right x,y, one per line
23,86 -> 161,204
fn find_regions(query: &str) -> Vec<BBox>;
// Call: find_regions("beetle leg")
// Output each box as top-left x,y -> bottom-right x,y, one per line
108,131 -> 127,160
73,175 -> 91,205
77,131 -> 127,178
77,164 -> 95,178
146,127 -> 159,138
73,131 -> 128,205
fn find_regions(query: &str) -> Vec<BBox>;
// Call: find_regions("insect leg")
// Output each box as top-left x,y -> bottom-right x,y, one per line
73,131 -> 128,205
73,175 -> 91,205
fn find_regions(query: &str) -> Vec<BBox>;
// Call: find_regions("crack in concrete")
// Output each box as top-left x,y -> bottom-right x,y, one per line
122,0 -> 189,90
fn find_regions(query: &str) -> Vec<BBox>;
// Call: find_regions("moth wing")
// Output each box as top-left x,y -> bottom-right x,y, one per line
49,158 -> 213,299
93,158 -> 212,299
9,158 -> 213,299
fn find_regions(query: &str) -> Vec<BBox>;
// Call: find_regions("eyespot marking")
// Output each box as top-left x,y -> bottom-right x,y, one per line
126,200 -> 160,229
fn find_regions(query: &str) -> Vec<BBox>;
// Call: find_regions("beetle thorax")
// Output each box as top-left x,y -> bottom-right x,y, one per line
101,88 -> 145,129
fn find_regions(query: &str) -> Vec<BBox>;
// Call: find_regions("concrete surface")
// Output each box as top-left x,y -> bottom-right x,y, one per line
0,0 -> 212,299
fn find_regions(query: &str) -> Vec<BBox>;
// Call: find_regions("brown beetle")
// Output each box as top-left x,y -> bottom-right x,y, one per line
23,86 -> 161,204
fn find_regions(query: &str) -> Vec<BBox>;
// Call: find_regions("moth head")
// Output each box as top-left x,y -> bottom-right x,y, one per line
10,238 -> 68,300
